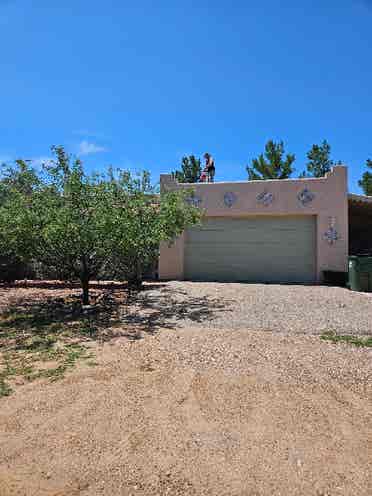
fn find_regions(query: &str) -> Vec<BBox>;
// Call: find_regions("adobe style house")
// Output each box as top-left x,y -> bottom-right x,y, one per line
159,165 -> 372,284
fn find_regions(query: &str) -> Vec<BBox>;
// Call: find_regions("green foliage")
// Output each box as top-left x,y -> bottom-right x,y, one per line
321,331 -> 372,348
358,159 -> 372,196
0,146 -> 202,302
172,155 -> 201,183
0,160 -> 40,280
0,255 -> 32,283
301,140 -> 334,178
0,146 -> 111,302
100,169 -> 202,289
246,140 -> 295,180
0,159 -> 40,203
0,330 -> 93,397
0,377 -> 12,397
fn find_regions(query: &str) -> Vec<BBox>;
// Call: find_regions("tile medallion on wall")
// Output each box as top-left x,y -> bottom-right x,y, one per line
324,216 -> 339,245
223,192 -> 237,208
297,188 -> 315,206
257,191 -> 274,206
186,194 -> 202,207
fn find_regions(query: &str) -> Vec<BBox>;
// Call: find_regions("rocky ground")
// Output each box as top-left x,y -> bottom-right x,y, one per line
0,281 -> 371,495
135,281 -> 372,335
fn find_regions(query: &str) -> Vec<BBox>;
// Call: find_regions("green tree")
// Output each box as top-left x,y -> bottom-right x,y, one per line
302,140 -> 334,178
0,160 -> 40,281
101,169 -> 202,290
358,159 -> 372,196
246,140 -> 295,180
172,155 -> 201,183
0,159 -> 40,201
16,146 -> 110,303
0,147 -> 202,303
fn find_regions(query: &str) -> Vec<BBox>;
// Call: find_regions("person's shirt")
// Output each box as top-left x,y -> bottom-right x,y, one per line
207,157 -> 215,171
199,170 -> 207,182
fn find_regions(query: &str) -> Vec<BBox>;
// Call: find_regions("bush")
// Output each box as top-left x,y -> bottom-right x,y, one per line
0,256 -> 34,283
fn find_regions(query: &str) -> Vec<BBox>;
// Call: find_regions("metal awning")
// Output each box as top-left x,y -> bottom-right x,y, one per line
349,193 -> 372,205
349,193 -> 372,255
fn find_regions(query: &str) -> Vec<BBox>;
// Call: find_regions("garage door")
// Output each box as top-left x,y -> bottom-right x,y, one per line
184,216 -> 316,283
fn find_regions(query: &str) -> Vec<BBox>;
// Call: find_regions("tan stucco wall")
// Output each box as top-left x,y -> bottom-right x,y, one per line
159,166 -> 349,282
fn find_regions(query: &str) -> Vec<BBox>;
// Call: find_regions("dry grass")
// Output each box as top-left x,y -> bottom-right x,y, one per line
0,281 -> 126,397
0,280 -> 226,397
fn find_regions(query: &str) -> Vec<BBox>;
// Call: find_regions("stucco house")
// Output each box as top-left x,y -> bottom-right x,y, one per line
159,165 -> 372,284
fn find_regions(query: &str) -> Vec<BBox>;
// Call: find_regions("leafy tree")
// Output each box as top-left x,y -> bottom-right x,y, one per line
101,169 -> 202,290
301,140 -> 334,178
29,148 -> 123,303
0,159 -> 40,199
0,147 -> 202,303
172,155 -> 201,183
358,159 -> 372,196
246,140 -> 295,180
0,160 -> 40,281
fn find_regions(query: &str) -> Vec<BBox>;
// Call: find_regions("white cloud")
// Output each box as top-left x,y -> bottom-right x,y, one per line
78,141 -> 107,156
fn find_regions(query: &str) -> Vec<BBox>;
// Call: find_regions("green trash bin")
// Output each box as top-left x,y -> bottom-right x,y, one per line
348,256 -> 372,292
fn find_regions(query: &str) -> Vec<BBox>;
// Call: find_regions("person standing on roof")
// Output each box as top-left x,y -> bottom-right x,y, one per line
204,152 -> 215,182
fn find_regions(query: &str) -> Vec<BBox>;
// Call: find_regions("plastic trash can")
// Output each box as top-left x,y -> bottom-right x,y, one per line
348,256 -> 372,292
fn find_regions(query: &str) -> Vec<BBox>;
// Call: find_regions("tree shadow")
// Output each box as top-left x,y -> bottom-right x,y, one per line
116,286 -> 233,336
0,283 -> 233,349
1,291 -> 117,332
0,280 -> 166,291
1,282 -> 234,396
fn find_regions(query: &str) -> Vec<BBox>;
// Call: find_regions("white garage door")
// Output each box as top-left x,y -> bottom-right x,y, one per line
184,216 -> 316,283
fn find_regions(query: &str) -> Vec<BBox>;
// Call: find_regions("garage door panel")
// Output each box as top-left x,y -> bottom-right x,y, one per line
185,249 -> 314,263
184,216 -> 316,283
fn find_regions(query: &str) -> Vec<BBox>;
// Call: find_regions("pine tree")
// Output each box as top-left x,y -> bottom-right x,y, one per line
246,140 -> 295,180
358,159 -> 372,196
172,155 -> 201,183
302,140 -> 334,178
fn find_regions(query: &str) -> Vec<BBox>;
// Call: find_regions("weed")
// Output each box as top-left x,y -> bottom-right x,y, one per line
77,319 -> 99,338
321,331 -> 372,348
0,323 -> 95,398
0,378 -> 12,397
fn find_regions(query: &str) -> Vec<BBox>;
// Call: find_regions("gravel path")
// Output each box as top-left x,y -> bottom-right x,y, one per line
134,282 -> 372,336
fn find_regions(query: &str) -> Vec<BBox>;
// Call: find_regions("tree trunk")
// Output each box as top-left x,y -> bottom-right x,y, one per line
128,259 -> 143,291
80,256 -> 91,305
81,276 -> 90,305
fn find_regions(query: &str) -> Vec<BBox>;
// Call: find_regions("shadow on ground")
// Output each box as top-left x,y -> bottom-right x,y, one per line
0,281 -> 232,345
119,286 -> 232,336
0,281 -> 232,396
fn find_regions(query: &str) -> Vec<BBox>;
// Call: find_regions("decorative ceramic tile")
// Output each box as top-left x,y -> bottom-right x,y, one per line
324,227 -> 339,245
298,188 -> 315,206
329,216 -> 336,228
324,216 -> 339,244
186,195 -> 202,207
224,192 -> 237,207
257,191 -> 274,206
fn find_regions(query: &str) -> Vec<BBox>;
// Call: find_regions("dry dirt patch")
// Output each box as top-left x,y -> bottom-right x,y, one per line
0,282 -> 372,495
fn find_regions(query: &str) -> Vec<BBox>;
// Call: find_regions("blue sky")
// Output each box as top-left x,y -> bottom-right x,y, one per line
0,0 -> 371,192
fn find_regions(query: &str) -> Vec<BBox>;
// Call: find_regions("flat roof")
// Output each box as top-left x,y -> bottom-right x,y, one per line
348,193 -> 372,205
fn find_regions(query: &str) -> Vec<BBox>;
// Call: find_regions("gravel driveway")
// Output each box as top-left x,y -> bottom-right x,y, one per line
131,281 -> 372,336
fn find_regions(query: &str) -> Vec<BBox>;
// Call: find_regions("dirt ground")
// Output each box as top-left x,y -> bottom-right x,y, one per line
0,282 -> 372,495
